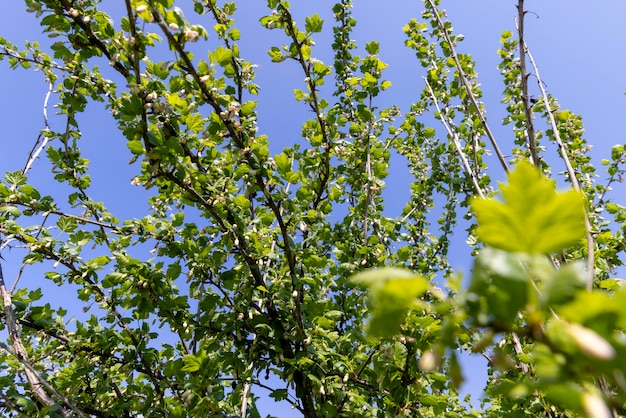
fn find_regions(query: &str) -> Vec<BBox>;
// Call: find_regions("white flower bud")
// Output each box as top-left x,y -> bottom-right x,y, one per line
582,392 -> 612,418
183,28 -> 199,42
136,4 -> 148,13
169,23 -> 180,31
567,323 -> 615,360
419,350 -> 439,371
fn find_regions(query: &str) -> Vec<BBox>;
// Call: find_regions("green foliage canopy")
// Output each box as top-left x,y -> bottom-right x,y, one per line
0,1 -> 625,417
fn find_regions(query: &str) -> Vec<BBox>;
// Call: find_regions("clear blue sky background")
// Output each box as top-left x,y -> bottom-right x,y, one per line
1,1 -> 626,416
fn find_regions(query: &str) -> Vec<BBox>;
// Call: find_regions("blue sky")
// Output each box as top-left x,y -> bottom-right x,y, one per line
1,1 -> 626,416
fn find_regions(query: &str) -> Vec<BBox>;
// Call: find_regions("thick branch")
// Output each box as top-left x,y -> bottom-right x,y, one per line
0,264 -> 78,417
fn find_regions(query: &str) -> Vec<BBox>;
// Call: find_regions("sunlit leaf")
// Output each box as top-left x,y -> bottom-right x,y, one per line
305,14 -> 323,33
352,268 -> 428,337
471,161 -> 586,254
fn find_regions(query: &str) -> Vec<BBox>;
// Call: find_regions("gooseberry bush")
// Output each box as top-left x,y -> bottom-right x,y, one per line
0,0 -> 625,417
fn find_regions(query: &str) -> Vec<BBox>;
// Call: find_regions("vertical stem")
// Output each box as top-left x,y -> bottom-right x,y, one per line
525,47 -> 595,290
425,0 -> 509,173
516,0 -> 539,166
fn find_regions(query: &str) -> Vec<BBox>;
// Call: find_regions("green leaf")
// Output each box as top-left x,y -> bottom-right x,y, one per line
57,216 -> 78,233
184,113 -> 204,133
166,263 -> 182,279
305,14 -> 323,33
466,247 -> 530,327
542,261 -> 586,307
269,389 -> 289,401
274,152 -> 291,175
268,46 -> 285,62
233,194 -> 250,209
5,171 -> 27,187
301,44 -> 311,61
365,41 -> 379,55
228,28 -> 240,41
471,161 -> 586,254
211,46 -> 232,66
181,352 -> 206,373
240,100 -> 256,116
351,268 -> 428,337
0,205 -> 20,217
127,140 -> 144,155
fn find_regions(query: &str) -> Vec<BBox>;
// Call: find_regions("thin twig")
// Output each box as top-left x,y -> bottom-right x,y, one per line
425,0 -> 509,173
22,82 -> 53,175
10,213 -> 50,293
525,46 -> 595,289
515,0 -> 539,166
510,331 -> 530,374
423,78 -> 485,198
